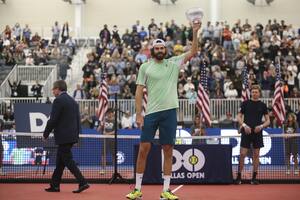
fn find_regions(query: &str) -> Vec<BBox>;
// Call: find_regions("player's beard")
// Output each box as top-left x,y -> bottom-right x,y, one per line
153,51 -> 167,60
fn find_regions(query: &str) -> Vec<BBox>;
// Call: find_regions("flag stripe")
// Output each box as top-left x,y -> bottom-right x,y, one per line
272,63 -> 286,125
196,61 -> 211,126
97,78 -> 108,122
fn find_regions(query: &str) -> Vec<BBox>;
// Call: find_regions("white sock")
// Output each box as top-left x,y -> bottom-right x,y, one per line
163,175 -> 171,192
135,173 -> 143,190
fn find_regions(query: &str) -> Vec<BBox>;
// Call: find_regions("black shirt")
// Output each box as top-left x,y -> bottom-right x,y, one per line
240,100 -> 268,128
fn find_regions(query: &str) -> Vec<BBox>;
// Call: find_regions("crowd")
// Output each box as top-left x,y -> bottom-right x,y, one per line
76,18 -> 300,101
0,21 -> 76,80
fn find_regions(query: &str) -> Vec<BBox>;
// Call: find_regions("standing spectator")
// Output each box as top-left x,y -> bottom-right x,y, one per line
8,80 -> 21,97
112,25 -> 121,44
223,25 -> 232,50
31,80 -> 43,99
61,22 -> 69,43
283,113 -> 299,175
3,25 -> 12,39
22,24 -> 31,45
99,24 -> 111,44
101,108 -> 116,169
51,21 -> 61,44
148,18 -> 157,37
43,80 -> 89,193
12,23 -> 22,41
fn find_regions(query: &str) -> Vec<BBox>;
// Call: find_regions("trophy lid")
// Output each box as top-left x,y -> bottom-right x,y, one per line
185,7 -> 204,22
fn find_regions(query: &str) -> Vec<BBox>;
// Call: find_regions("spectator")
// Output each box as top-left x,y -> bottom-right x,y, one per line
191,115 -> 206,145
121,110 -> 133,129
8,80 -> 21,97
224,84 -> 238,99
51,21 -> 60,44
219,112 -> 235,128
99,24 -> 111,44
22,24 -> 31,45
81,107 -> 92,129
61,22 -> 69,43
12,23 -> 22,41
283,113 -> 299,175
31,80 -> 43,98
73,84 -> 85,101
183,77 -> 195,93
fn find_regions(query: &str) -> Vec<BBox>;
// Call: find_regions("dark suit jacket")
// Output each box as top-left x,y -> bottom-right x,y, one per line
43,92 -> 81,145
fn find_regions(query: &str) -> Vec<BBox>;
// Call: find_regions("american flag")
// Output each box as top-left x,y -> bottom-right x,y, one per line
97,73 -> 109,122
272,61 -> 286,125
196,61 -> 211,126
142,87 -> 148,116
241,64 -> 250,102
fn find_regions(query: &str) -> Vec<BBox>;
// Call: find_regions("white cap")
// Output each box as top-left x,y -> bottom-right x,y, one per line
152,39 -> 166,47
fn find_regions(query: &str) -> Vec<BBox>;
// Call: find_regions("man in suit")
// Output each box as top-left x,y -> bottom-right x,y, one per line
43,80 -> 89,193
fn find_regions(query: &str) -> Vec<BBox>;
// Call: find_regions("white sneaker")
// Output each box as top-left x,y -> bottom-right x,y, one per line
294,170 -> 299,175
286,170 -> 290,175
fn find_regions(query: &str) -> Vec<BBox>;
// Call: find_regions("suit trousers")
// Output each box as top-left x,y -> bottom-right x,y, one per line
51,143 -> 86,187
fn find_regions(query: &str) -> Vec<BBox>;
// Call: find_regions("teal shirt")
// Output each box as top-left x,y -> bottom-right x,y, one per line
136,53 -> 187,115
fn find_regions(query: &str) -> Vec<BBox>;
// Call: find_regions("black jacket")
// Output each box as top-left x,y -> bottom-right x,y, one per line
43,92 -> 81,145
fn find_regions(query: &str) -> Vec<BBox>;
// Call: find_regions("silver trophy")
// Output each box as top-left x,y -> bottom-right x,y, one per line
185,7 -> 204,23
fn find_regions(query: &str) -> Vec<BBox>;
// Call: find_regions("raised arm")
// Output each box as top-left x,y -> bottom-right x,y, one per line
183,22 -> 201,64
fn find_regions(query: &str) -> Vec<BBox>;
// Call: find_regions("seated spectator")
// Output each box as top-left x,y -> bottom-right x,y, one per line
191,115 -> 206,145
121,110 -> 133,129
183,77 -> 195,93
81,107 -> 92,129
73,84 -> 85,100
290,87 -> 300,98
224,84 -> 238,99
185,88 -> 197,104
219,112 -> 235,128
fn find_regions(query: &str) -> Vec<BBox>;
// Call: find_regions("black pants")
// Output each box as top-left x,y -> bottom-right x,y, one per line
51,143 -> 86,187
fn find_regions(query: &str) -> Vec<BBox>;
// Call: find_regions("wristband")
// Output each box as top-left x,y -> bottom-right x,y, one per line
260,124 -> 264,129
242,123 -> 247,128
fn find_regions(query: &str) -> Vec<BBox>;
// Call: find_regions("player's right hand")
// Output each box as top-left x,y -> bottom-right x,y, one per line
244,125 -> 252,135
136,113 -> 144,129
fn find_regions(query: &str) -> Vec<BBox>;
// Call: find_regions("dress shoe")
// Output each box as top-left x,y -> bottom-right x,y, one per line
72,183 -> 90,193
45,186 -> 60,192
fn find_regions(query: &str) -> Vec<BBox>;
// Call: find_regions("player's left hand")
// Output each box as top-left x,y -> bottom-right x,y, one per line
254,125 -> 262,133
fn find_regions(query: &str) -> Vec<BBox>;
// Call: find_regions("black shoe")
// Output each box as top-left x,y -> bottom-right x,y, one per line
251,179 -> 259,185
45,186 -> 60,192
234,178 -> 241,185
72,183 -> 90,193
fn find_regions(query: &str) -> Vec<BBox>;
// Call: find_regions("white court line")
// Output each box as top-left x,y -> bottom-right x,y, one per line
172,185 -> 184,193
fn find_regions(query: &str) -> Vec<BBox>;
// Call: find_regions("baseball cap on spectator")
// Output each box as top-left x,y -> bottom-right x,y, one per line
152,39 -> 166,47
